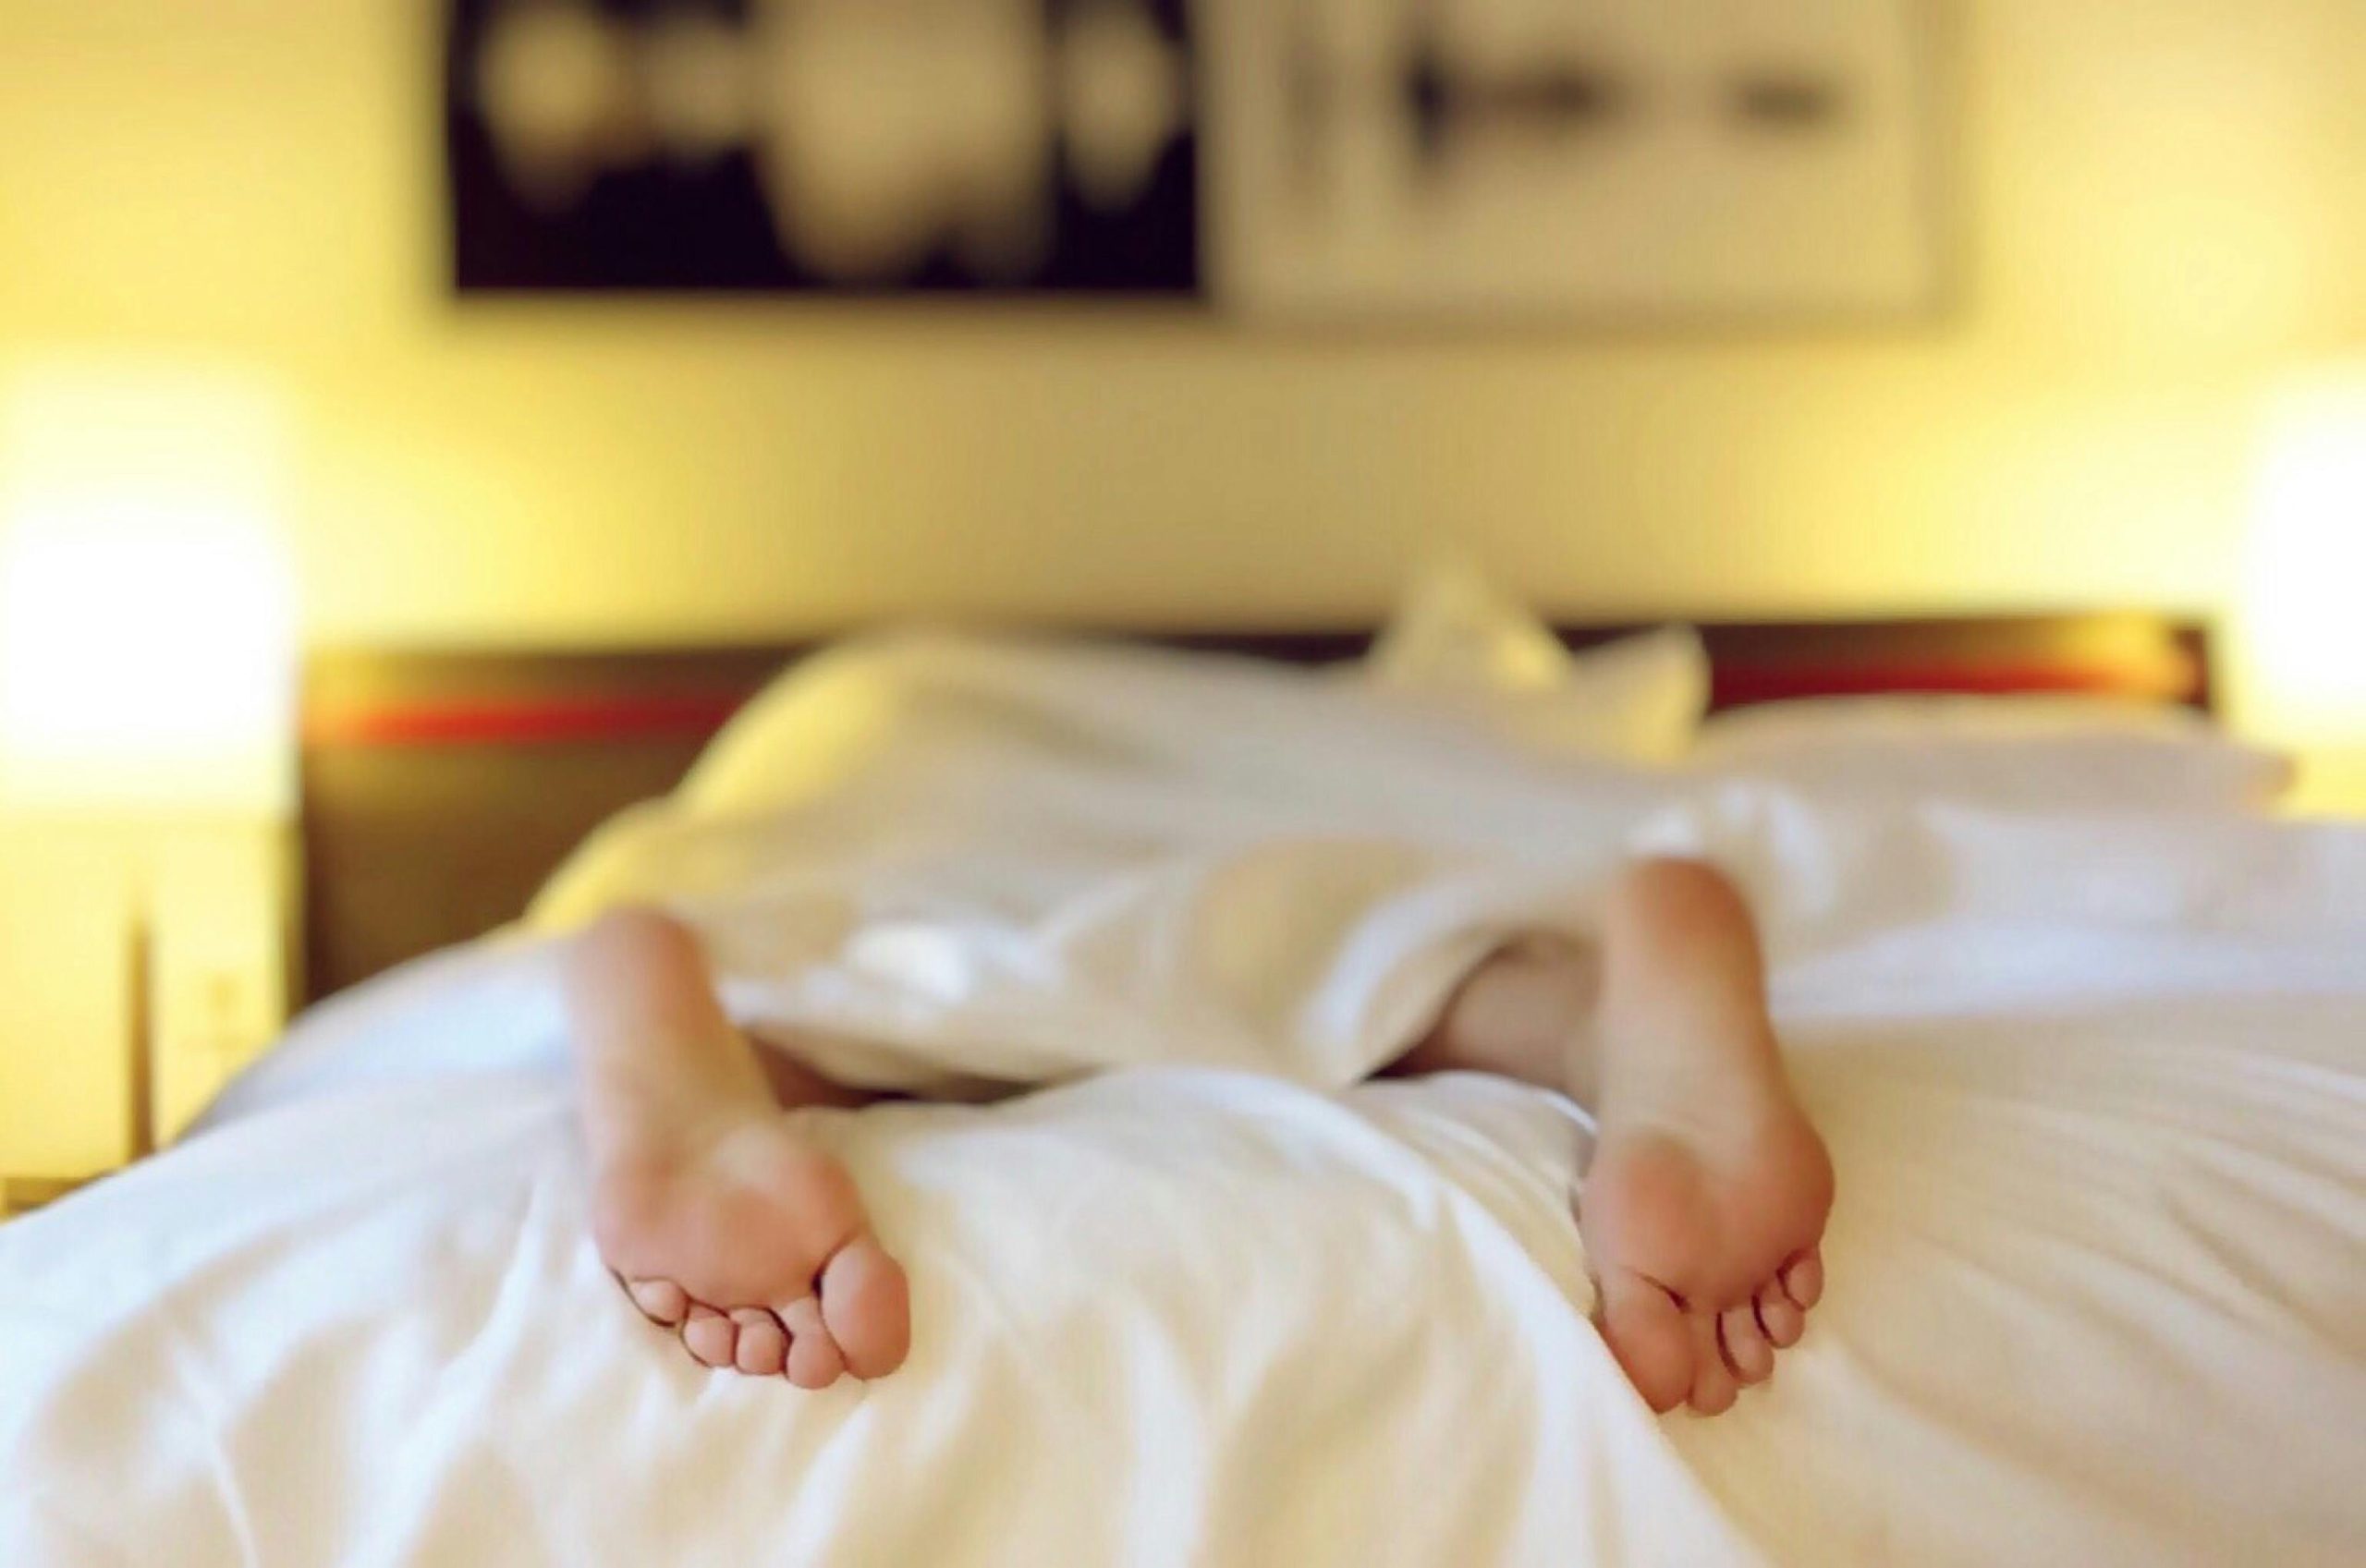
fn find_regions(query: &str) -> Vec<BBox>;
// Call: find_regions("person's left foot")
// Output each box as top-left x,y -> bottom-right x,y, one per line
594,1097 -> 910,1387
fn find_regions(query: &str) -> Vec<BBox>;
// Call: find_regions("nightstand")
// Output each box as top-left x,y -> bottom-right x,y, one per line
0,815 -> 292,1186
2286,750 -> 2366,819
2,1175 -> 92,1220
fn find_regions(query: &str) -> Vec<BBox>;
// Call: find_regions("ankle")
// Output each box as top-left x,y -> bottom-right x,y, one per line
1403,936 -> 1601,1098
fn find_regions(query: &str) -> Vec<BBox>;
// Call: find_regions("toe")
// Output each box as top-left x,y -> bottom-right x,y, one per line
781,1297 -> 848,1390
624,1276 -> 690,1327
1719,1304 -> 1775,1385
1596,1269 -> 1695,1415
732,1308 -> 789,1377
1686,1313 -> 1738,1416
1781,1246 -> 1825,1311
1755,1282 -> 1805,1348
819,1233 -> 911,1380
681,1304 -> 738,1369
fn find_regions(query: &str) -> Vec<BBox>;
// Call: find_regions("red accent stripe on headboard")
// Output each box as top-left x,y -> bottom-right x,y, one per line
1710,659 -> 2194,708
308,692 -> 750,748
307,658 -> 2191,749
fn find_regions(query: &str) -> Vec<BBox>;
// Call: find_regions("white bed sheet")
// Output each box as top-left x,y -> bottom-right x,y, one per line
5,639 -> 2363,1566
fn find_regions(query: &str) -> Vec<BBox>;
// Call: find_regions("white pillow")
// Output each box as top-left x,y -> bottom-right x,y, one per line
1361,565 -> 1709,763
1692,695 -> 2294,812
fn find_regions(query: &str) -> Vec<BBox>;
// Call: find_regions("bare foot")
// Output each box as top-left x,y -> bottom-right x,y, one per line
1579,864 -> 1834,1416
1579,1067 -> 1831,1415
593,1102 -> 909,1386
1401,860 -> 1834,1416
565,909 -> 910,1385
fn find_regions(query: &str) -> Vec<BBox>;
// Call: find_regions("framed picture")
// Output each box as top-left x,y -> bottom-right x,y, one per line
446,0 -> 1947,323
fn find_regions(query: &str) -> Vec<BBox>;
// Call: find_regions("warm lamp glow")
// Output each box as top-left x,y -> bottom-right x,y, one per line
2239,375 -> 2366,743
0,367 -> 297,815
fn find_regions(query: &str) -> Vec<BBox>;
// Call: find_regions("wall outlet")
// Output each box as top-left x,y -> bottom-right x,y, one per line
149,819 -> 291,1145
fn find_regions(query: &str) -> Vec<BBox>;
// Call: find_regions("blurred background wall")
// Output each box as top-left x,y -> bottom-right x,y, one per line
1,0 -> 2359,647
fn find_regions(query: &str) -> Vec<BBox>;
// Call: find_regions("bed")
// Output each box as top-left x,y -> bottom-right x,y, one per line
4,605 -> 2360,1567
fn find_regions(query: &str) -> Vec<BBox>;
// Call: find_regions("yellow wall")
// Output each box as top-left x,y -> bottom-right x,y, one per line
1,0 -> 2360,647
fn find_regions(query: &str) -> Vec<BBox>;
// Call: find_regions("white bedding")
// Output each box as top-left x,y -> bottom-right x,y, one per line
5,636 -> 2363,1566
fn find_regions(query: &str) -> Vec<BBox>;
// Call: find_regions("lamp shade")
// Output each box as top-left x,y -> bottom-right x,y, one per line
2236,367 -> 2366,811
2239,372 -> 2366,737
0,365 -> 297,817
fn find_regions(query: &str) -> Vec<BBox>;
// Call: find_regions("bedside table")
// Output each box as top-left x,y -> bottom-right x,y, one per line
2286,750 -> 2366,819
0,815 -> 291,1185
2,1174 -> 93,1220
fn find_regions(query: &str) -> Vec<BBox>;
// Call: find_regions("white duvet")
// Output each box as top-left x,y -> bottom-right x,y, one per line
5,634 -> 2363,1566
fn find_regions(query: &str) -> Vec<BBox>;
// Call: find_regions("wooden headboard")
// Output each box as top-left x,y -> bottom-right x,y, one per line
299,614 -> 2212,1004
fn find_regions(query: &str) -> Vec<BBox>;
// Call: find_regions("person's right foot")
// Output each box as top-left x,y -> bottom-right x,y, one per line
1577,1064 -> 1832,1416
1409,867 -> 1835,1416
1577,878 -> 1834,1416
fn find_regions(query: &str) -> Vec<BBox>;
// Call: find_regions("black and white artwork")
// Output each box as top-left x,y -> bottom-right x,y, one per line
446,0 -> 1945,321
447,0 -> 1201,294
